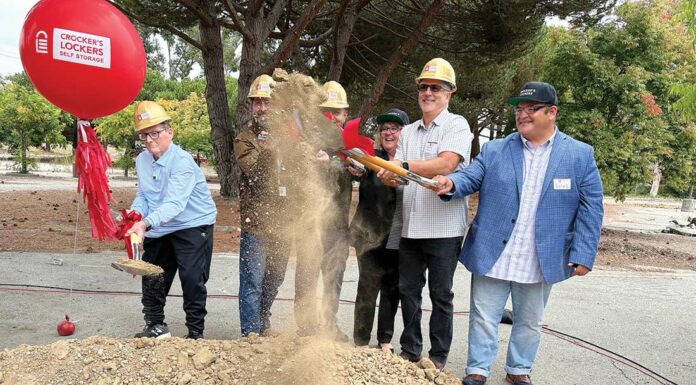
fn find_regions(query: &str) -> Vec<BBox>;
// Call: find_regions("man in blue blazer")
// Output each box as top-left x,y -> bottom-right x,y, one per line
432,82 -> 603,385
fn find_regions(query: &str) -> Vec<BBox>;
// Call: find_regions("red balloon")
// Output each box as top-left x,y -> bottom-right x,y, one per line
19,0 -> 146,119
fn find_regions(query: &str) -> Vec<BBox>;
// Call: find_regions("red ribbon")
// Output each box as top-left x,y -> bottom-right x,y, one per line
115,209 -> 142,260
74,120 -> 118,241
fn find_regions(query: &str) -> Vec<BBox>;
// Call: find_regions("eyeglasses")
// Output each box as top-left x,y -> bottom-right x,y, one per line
380,125 -> 402,133
417,83 -> 450,93
138,129 -> 166,141
515,104 -> 550,115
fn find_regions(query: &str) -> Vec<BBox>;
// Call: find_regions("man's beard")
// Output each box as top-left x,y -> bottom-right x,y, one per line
253,114 -> 270,131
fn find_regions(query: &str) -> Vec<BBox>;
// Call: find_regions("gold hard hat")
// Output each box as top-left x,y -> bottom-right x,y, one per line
415,58 -> 457,92
134,101 -> 171,132
248,74 -> 275,99
319,80 -> 349,109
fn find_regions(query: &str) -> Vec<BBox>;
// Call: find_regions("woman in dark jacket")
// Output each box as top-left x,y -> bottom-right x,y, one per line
349,108 -> 409,351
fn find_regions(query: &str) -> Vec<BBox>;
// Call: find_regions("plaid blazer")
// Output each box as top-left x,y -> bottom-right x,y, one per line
445,131 -> 604,284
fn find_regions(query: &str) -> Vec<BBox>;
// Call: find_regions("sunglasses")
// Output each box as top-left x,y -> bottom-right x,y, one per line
417,83 -> 450,93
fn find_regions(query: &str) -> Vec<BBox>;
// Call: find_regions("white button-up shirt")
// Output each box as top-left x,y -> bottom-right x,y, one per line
486,130 -> 557,283
395,109 -> 473,239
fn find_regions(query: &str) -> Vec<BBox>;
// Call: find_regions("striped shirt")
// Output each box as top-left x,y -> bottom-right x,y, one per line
395,109 -> 473,239
486,130 -> 557,283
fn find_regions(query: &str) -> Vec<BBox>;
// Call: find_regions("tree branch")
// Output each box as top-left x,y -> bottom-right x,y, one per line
261,0 -> 291,41
178,0 -> 213,26
108,1 -> 203,50
264,0 -> 327,72
221,0 -> 253,40
251,0 -> 264,17
357,0 -> 445,122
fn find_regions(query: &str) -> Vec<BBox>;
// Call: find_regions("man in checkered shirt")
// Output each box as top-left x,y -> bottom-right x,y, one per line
378,58 -> 473,370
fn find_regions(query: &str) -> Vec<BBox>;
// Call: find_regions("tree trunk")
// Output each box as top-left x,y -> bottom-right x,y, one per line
20,127 -> 28,174
649,164 -> 661,197
200,18 -> 235,197
357,0 -> 444,124
234,24 -> 264,156
328,1 -> 362,81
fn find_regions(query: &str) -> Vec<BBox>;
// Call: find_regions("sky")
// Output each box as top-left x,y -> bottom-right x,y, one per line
0,0 -> 39,76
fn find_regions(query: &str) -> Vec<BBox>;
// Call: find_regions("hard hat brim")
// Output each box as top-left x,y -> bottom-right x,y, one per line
415,77 -> 457,92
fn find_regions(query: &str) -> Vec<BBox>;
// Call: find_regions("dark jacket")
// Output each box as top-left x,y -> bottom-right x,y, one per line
349,149 -> 397,256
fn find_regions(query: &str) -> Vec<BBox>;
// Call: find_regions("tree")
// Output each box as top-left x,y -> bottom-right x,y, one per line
542,0 -> 696,199
0,83 -> 65,173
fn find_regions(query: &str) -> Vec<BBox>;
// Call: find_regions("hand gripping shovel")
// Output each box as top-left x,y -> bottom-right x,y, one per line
111,233 -> 164,276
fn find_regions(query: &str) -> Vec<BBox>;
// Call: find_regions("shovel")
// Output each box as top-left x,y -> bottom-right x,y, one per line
111,233 -> 164,276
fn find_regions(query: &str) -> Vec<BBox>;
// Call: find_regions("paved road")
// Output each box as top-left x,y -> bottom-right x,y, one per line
1,251 -> 693,385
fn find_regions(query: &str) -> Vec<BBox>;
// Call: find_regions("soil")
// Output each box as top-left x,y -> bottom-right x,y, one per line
0,335 -> 462,385
0,188 -> 241,255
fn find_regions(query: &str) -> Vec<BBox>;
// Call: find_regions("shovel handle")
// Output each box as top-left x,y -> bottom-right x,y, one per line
130,233 -> 142,244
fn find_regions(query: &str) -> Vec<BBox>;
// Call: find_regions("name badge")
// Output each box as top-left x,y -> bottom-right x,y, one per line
553,178 -> 571,190
278,186 -> 287,197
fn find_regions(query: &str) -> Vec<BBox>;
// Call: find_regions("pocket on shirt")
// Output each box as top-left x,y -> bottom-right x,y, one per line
423,142 -> 439,159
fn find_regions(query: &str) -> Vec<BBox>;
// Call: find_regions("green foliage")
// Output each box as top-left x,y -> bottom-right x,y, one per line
159,92 -> 214,162
542,0 -> 696,199
0,82 -> 65,173
95,104 -> 137,175
96,91 -> 214,173
138,68 -> 206,101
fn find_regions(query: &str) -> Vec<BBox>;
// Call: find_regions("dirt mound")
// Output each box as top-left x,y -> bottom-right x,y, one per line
0,335 -> 461,385
596,228 -> 695,269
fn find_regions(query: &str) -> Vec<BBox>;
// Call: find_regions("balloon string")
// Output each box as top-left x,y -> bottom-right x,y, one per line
70,189 -> 81,305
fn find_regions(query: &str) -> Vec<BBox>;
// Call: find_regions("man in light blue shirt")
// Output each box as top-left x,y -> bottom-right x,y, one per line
126,101 -> 217,340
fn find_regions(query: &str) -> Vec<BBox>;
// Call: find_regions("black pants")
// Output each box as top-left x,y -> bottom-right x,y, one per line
353,247 -> 399,346
141,224 -> 214,334
399,236 -> 462,364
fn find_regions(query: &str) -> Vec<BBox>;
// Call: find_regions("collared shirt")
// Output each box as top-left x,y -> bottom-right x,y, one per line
395,109 -> 473,239
131,143 -> 217,238
486,130 -> 557,283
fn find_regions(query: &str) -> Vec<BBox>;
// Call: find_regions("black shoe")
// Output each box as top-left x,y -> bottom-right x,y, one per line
500,308 -> 514,325
429,356 -> 446,370
134,323 -> 171,339
399,352 -> 420,363
185,330 -> 204,340
463,374 -> 487,385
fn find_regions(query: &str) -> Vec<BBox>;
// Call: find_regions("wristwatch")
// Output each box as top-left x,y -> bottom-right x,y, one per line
402,161 -> 409,171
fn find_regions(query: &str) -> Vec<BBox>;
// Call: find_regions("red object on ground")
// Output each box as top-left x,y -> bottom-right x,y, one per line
19,0 -> 146,119
342,118 -> 375,156
57,314 -> 76,336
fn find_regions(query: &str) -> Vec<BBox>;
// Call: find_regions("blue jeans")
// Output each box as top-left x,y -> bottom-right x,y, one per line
239,231 -> 288,336
466,275 -> 552,378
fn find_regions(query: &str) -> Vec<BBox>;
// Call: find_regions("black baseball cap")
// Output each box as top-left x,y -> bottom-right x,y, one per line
375,108 -> 410,126
507,82 -> 558,106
